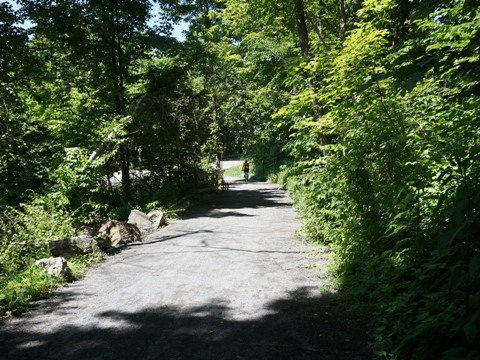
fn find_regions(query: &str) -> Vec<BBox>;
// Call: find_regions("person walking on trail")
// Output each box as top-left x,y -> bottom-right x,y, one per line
242,160 -> 250,182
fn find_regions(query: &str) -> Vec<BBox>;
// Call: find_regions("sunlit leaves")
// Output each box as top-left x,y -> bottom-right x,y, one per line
0,2 -> 31,82
357,0 -> 397,21
268,0 -> 480,358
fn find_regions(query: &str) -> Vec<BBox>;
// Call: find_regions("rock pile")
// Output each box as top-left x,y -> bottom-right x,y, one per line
36,209 -> 167,275
50,235 -> 101,259
34,257 -> 69,276
127,209 -> 166,233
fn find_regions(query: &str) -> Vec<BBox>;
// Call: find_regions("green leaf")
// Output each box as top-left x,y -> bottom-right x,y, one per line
405,69 -> 426,91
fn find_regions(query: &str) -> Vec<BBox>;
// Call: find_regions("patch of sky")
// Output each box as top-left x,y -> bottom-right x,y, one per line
3,0 -> 188,42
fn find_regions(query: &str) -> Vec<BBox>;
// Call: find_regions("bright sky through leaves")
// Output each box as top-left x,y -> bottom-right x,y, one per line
3,0 -> 187,40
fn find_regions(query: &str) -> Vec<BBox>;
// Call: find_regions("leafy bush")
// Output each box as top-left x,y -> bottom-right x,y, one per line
275,2 -> 480,357
67,252 -> 106,280
0,266 -> 63,316
0,191 -> 78,317
0,194 -> 75,277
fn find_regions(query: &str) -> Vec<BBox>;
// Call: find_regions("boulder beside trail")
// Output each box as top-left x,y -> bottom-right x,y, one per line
96,220 -> 141,249
48,210 -> 162,257
34,257 -> 69,276
128,210 -> 153,232
78,223 -> 102,238
50,235 -> 101,259
127,209 -> 166,233
147,210 -> 166,229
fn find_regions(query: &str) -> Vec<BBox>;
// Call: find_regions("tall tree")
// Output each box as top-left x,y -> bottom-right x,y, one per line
19,0 -> 162,201
294,0 -> 310,56
274,0 -> 480,357
0,2 -> 51,205
158,0 -> 228,156
87,0 -> 153,201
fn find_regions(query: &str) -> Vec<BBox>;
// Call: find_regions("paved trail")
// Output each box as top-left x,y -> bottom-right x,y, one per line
0,178 -> 371,360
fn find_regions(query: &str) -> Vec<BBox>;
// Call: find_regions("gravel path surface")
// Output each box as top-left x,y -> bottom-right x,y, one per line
0,178 -> 371,360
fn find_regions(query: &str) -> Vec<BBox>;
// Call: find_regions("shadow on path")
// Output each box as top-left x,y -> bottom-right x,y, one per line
183,182 -> 292,220
0,180 -> 372,360
0,287 -> 371,360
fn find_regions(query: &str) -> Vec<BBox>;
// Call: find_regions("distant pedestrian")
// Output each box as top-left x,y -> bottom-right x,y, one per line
242,160 -> 250,182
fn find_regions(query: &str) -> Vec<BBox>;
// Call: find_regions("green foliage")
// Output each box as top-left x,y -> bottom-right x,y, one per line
223,165 -> 243,178
0,194 -> 75,278
0,186 -> 76,318
0,188 -> 107,317
67,252 -> 105,280
264,0 -> 480,358
0,266 -> 63,316
0,0 -> 210,317
1,2 -> 479,358
223,162 -> 277,182
0,252 -> 105,317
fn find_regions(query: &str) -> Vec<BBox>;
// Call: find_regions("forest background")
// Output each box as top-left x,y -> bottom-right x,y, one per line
1,0 -> 479,358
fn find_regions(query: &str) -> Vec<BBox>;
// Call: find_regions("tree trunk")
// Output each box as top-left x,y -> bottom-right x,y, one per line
111,6 -> 130,201
315,18 -> 327,47
293,0 -> 330,152
201,0 -> 220,145
338,0 -> 346,44
294,0 -> 310,56
119,142 -> 131,201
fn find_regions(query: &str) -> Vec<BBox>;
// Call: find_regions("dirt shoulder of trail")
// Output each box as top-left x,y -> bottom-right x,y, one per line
0,178 -> 372,360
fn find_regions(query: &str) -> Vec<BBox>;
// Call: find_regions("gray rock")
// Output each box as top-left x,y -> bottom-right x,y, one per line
78,223 -> 102,237
96,220 -> 141,249
50,235 -> 101,259
128,209 -> 152,232
34,257 -> 68,276
147,210 -> 166,228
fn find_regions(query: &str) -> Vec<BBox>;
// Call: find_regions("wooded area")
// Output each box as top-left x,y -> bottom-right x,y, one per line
1,0 -> 479,358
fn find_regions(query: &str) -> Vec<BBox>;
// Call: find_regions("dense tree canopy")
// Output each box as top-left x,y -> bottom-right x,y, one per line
1,0 -> 479,357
